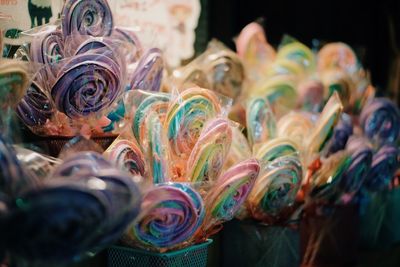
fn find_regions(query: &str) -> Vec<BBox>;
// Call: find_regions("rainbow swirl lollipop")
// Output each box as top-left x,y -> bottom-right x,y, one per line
16,80 -> 54,127
341,136 -> 373,195
321,69 -> 354,110
51,53 -> 122,118
327,114 -> 353,155
255,137 -> 299,163
277,112 -> 314,151
165,88 -> 222,158
318,42 -> 358,72
251,75 -> 297,117
187,118 -> 232,183
277,41 -> 316,72
307,92 -> 343,155
364,145 -> 399,191
61,0 -> 113,38
0,136 -> 37,197
265,58 -> 305,77
360,98 -> 400,145
0,60 -> 30,108
129,183 -> 204,249
104,139 -> 147,177
130,48 -> 164,91
203,158 -> 260,230
246,97 -> 276,146
248,155 -> 302,220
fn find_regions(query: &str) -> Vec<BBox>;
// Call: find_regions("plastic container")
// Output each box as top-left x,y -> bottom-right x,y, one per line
107,240 -> 213,267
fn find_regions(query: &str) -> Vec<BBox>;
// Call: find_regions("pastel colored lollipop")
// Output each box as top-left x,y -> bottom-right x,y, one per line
296,79 -> 324,112
318,42 -> 358,72
104,139 -> 147,177
266,58 -> 305,77
307,91 -> 343,155
360,97 -> 400,145
203,158 -> 260,230
277,41 -> 316,72
187,118 -> 232,183
327,113 -> 353,155
364,145 -> 399,191
224,127 -> 252,169
246,97 -> 276,146
321,69 -> 354,110
61,0 -> 113,38
248,155 -> 302,220
0,60 -> 30,108
51,53 -> 122,118
165,88 -> 222,158
129,48 -> 164,91
341,136 -> 373,195
255,137 -> 299,163
129,183 -> 204,249
16,80 -> 54,127
277,112 -> 314,151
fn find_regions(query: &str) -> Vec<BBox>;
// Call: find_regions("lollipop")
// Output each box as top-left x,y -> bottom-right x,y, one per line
318,42 -> 358,72
364,145 -> 399,191
360,97 -> 400,145
129,48 -> 164,91
129,183 -> 204,249
73,37 -> 115,56
296,79 -> 324,111
104,139 -> 147,177
248,155 -> 302,220
187,118 -> 232,183
61,0 -> 113,38
165,88 -> 222,158
307,92 -> 343,155
51,53 -> 122,118
277,41 -> 315,72
341,136 -> 373,195
16,80 -> 54,127
203,158 -> 260,230
266,58 -> 305,77
0,136 -> 36,197
0,60 -> 30,108
277,112 -> 314,152
30,29 -> 64,65
327,113 -> 353,155
224,127 -> 252,169
321,69 -> 354,109
255,137 -> 299,163
246,97 -> 276,146
251,75 -> 297,117
112,27 -> 143,65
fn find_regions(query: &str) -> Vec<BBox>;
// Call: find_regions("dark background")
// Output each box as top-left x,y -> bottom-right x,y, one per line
195,0 -> 400,97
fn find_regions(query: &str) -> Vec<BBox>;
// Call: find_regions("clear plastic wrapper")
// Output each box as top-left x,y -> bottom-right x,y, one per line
265,58 -> 306,78
246,97 -> 276,146
124,182 -> 204,252
317,42 -> 359,73
223,126 -> 252,170
5,151 -> 142,266
254,137 -> 299,163
359,97 -> 400,146
320,69 -> 355,111
247,154 -> 303,223
186,118 -> 233,183
296,79 -> 324,112
235,22 -> 276,83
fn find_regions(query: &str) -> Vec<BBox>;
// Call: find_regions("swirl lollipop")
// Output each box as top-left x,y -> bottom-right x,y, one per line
327,113 -> 353,155
341,137 -> 373,195
16,80 -> 54,127
248,155 -> 302,221
307,92 -> 343,155
255,137 -> 299,163
277,41 -> 315,72
296,79 -> 324,112
364,145 -> 399,191
112,27 -> 143,64
360,97 -> 400,145
321,69 -> 354,110
165,88 -> 222,158
202,158 -> 260,231
30,29 -> 64,65
104,139 -> 147,177
246,97 -> 276,146
61,0 -> 113,38
130,48 -> 164,92
266,58 -> 305,78
318,42 -> 358,72
51,53 -> 122,118
129,183 -> 204,249
187,118 -> 232,183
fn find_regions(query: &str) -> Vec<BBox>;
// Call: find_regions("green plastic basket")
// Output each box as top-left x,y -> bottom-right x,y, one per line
107,240 -> 213,267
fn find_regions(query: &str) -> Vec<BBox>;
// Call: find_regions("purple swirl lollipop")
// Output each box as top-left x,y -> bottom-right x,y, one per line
30,29 -> 64,65
61,0 -> 113,38
51,53 -> 122,118
16,80 -> 54,127
327,113 -> 353,155
130,48 -> 164,91
364,144 -> 399,191
360,98 -> 400,145
112,27 -> 143,63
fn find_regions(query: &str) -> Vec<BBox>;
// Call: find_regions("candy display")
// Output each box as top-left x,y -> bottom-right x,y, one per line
187,118 -> 232,183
